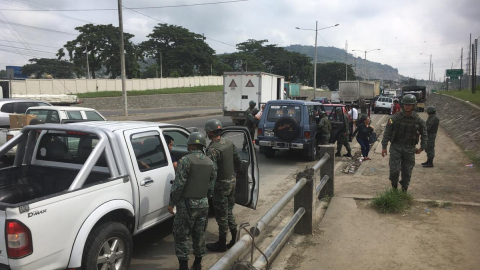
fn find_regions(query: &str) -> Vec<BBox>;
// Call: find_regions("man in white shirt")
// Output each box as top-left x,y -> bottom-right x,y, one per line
347,105 -> 358,138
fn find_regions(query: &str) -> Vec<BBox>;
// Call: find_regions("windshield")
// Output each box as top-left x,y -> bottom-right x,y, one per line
267,104 -> 302,122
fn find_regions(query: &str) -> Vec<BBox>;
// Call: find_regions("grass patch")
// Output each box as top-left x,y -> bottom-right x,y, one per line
441,89 -> 480,106
320,195 -> 333,203
372,189 -> 413,213
75,85 -> 223,98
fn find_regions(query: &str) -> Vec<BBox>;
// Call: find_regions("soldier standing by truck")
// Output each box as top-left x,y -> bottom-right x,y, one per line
317,111 -> 331,145
381,94 -> 427,192
243,100 -> 259,151
168,132 -> 217,270
422,106 -> 440,168
204,119 -> 242,252
335,107 -> 352,157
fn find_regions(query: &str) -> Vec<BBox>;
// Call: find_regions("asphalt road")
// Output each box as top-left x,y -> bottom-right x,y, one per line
99,106 -> 221,117
128,114 -> 386,269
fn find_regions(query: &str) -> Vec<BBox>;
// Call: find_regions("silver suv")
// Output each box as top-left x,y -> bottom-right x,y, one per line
373,96 -> 393,114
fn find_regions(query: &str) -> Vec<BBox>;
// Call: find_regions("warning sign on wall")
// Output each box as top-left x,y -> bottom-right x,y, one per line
245,80 -> 255,87
228,80 -> 238,87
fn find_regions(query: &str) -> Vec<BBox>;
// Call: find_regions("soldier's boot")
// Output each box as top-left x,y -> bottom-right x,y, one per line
206,236 -> 227,252
391,182 -> 398,190
343,151 -> 352,157
335,151 -> 342,157
421,159 -> 429,166
179,260 -> 189,270
226,229 -> 238,249
402,186 -> 408,192
423,158 -> 434,167
192,257 -> 202,270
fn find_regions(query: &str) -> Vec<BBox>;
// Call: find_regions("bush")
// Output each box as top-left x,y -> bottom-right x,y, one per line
372,189 -> 413,213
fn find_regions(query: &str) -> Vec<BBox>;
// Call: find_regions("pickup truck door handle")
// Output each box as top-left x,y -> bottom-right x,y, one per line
140,177 -> 154,187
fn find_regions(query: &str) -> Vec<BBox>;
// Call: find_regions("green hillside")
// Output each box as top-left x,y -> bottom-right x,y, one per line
285,45 -> 401,81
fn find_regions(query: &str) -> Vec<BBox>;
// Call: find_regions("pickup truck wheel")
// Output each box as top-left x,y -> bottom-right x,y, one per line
82,222 -> 132,270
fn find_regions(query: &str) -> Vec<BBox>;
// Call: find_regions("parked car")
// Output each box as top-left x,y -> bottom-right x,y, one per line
0,99 -> 52,127
256,100 -> 346,160
0,121 -> 259,270
0,107 -> 107,161
311,97 -> 331,104
374,96 -> 394,114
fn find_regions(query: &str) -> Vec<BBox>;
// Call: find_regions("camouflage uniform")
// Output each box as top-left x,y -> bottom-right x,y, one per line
243,107 -> 259,149
169,150 -> 217,261
317,115 -> 331,145
207,138 -> 242,238
336,113 -> 351,155
382,111 -> 427,190
425,114 -> 440,159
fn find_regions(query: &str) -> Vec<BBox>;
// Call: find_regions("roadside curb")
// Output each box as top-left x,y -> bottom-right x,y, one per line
106,111 -> 222,122
337,194 -> 480,207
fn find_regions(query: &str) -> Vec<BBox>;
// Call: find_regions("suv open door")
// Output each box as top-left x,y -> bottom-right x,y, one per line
323,105 -> 346,143
220,126 -> 259,210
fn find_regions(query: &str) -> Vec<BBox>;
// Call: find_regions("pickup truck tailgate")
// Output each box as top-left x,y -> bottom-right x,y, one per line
0,211 -> 8,265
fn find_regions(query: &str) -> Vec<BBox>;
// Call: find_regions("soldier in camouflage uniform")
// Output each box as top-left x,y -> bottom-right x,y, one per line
204,119 -> 242,252
381,94 -> 427,192
422,106 -> 440,168
168,132 -> 217,270
335,107 -> 352,157
317,111 -> 331,145
243,100 -> 259,151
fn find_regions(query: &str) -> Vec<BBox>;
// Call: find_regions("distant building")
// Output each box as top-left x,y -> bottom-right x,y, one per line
6,66 -> 28,79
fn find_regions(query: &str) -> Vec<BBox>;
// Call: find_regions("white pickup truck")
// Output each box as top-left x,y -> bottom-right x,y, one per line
0,121 -> 259,270
0,106 -> 106,162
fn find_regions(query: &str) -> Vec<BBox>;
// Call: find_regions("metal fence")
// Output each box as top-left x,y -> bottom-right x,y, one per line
210,145 -> 335,270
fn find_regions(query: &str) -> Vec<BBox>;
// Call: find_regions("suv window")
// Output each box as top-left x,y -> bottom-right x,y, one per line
267,105 -> 302,122
36,102 -> 50,107
85,111 -> 104,121
27,109 -> 60,123
163,130 -> 188,147
1,103 -> 14,113
67,111 -> 83,120
15,102 -> 36,114
307,105 -> 316,124
131,133 -> 168,172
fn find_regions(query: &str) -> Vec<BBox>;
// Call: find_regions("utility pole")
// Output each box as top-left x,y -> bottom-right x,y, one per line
460,47 -> 463,90
345,40 -> 348,81
160,53 -> 163,78
313,21 -> 318,99
85,45 -> 90,79
469,33 -> 471,89
118,0 -> 127,116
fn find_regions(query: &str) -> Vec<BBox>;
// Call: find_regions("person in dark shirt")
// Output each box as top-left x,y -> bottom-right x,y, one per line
351,117 -> 374,160
164,135 -> 178,170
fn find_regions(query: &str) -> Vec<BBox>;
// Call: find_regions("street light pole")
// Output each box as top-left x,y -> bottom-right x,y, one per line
118,0 -> 128,116
85,45 -> 90,79
420,53 -> 432,86
352,49 -> 380,81
295,23 -> 339,99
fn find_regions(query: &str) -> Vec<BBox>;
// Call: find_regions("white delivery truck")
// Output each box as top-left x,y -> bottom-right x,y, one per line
338,81 -> 375,103
223,72 -> 285,125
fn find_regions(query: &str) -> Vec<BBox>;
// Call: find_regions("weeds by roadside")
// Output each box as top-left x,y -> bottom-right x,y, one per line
372,189 -> 413,213
441,89 -> 480,106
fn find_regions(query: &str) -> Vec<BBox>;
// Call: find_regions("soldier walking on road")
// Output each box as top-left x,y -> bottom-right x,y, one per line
168,132 -> 217,270
204,119 -> 242,252
335,107 -> 352,157
381,94 -> 427,192
422,106 -> 440,168
317,111 -> 331,145
243,100 -> 259,151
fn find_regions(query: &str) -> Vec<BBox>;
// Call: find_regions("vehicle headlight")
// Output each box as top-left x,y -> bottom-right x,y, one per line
265,130 -> 274,137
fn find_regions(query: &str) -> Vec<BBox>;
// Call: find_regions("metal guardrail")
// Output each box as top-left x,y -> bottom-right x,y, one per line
210,145 -> 335,270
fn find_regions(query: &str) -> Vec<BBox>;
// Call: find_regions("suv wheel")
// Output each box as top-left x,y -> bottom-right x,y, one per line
264,147 -> 275,158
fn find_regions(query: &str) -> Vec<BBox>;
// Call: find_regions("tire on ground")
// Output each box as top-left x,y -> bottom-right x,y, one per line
273,116 -> 300,142
81,221 -> 133,270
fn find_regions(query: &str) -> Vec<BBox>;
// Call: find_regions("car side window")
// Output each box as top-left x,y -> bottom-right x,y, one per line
67,111 -> 83,120
163,130 -> 188,147
131,133 -> 168,172
85,111 -> 104,121
307,105 -> 315,124
15,102 -> 36,114
1,103 -> 14,113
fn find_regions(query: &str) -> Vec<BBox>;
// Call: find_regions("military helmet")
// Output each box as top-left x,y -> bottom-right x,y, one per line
426,106 -> 436,113
402,94 -> 417,105
187,132 -> 206,147
29,118 -> 45,125
249,100 -> 256,107
204,119 -> 223,132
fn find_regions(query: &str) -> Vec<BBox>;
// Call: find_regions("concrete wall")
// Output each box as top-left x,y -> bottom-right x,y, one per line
10,76 -> 224,95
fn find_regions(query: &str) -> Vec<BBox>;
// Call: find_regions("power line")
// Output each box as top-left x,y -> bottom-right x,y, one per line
0,10 -> 38,57
0,38 -> 61,49
0,20 -> 78,35
0,0 -> 250,11
0,44 -> 57,54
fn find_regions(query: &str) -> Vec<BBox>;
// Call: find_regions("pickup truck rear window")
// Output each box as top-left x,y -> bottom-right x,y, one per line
267,105 -> 301,122
36,133 -> 107,167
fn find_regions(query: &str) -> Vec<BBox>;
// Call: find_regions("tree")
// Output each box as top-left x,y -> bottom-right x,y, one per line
316,62 -> 356,91
58,24 -> 141,79
21,58 -> 76,79
0,70 -> 6,78
140,24 -> 215,77
141,63 -> 160,78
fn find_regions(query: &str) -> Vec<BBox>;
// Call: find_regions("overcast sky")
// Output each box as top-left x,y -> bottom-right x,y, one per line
0,0 -> 479,81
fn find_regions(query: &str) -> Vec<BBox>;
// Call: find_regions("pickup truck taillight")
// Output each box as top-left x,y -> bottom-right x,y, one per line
6,135 -> 13,141
304,131 -> 311,139
257,128 -> 263,136
6,220 -> 33,258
